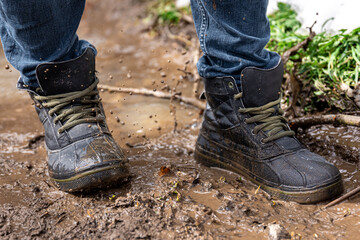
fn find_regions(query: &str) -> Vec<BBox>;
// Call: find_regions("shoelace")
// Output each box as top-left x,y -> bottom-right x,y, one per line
234,92 -> 295,143
34,78 -> 104,133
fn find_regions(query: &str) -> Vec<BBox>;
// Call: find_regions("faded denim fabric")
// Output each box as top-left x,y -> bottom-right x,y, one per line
0,0 -> 279,88
190,0 -> 280,80
0,0 -> 95,88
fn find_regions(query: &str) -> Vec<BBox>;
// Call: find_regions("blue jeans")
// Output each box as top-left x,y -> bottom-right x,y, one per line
0,0 -> 279,88
190,0 -> 280,80
0,0 -> 95,88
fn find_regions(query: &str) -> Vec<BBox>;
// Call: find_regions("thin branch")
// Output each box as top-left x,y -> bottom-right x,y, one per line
99,84 -> 205,110
283,70 -> 302,117
289,114 -> 360,129
181,15 -> 194,24
281,21 -> 316,65
141,15 -> 160,32
321,186 -> 360,210
164,25 -> 193,47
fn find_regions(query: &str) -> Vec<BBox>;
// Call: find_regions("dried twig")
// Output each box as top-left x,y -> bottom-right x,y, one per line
281,21 -> 316,64
289,114 -> 360,129
321,186 -> 360,211
176,67 -> 192,75
99,84 -> 205,110
164,25 -> 193,47
141,15 -> 160,32
181,15 -> 193,24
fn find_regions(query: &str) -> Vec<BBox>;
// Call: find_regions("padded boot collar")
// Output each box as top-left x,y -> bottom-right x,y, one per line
240,59 -> 283,108
35,48 -> 96,95
202,76 -> 243,128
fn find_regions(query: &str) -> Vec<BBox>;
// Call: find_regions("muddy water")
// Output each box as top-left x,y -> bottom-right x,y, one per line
298,125 -> 360,191
1,0 -> 360,239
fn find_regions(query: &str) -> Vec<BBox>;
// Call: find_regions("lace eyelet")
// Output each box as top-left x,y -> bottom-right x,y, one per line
243,118 -> 248,124
251,129 -> 256,135
260,138 -> 266,144
228,82 -> 234,89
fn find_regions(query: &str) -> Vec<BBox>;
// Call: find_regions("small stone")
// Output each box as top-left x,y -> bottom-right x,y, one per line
268,224 -> 291,240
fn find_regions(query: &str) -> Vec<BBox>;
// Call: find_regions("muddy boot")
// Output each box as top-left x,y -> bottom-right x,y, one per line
195,61 -> 343,203
25,49 -> 129,192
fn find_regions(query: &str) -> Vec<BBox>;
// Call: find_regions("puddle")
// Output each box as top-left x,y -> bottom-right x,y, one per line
297,124 -> 360,191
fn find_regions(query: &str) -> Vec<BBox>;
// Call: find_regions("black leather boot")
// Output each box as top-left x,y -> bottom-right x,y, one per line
195,60 -> 343,203
25,48 -> 129,192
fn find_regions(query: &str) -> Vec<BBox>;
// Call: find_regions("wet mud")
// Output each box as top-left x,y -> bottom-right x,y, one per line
1,0 -> 360,239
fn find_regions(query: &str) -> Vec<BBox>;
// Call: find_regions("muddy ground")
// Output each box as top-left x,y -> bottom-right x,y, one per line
1,1 -> 360,239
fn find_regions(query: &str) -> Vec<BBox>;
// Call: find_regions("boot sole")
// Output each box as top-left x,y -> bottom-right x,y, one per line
195,144 -> 343,204
51,164 -> 129,192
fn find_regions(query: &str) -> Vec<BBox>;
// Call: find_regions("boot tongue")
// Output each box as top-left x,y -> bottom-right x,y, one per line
240,60 -> 283,108
35,48 -> 95,95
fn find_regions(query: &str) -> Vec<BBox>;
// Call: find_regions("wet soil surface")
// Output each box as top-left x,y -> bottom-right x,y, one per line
1,1 -> 360,239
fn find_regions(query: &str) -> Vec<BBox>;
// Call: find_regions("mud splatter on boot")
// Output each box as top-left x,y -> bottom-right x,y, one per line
27,49 -> 129,192
195,60 -> 343,203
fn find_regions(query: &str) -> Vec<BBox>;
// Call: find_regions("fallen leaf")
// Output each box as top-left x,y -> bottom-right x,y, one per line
158,166 -> 171,176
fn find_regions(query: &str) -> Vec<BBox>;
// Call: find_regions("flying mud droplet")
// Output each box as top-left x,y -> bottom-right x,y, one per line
127,72 -> 132,79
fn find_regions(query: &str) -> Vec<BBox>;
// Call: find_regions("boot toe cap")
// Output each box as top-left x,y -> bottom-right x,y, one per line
48,134 -> 127,180
270,149 -> 341,190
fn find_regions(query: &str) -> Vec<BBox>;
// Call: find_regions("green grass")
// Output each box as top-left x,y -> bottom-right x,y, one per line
267,2 -> 360,112
147,1 -> 359,112
147,0 -> 191,25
